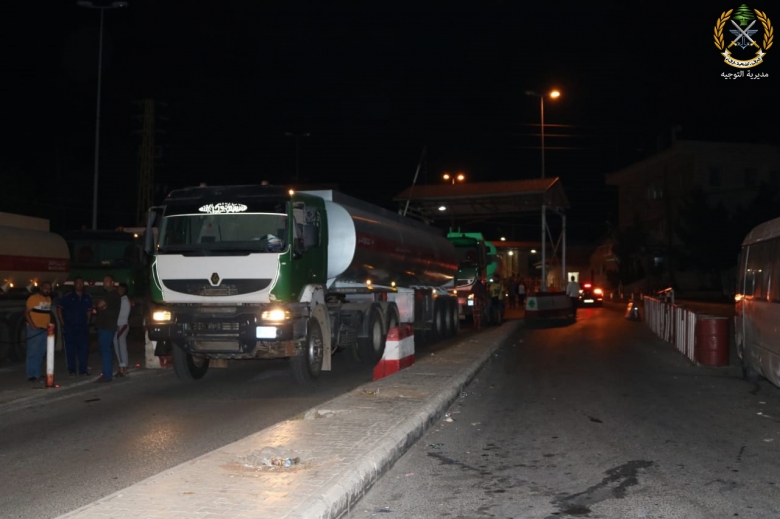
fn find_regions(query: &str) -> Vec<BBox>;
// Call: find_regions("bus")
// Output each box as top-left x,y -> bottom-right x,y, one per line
735,216 -> 780,387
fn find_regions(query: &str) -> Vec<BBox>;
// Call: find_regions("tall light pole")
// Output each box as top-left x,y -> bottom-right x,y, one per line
78,0 -> 128,230
525,89 -> 560,291
524,89 -> 560,179
284,132 -> 311,184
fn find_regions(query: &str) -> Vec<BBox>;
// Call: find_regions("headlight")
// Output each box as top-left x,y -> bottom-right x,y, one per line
152,310 -> 172,322
594,288 -> 603,295
261,309 -> 290,321
468,294 -> 474,300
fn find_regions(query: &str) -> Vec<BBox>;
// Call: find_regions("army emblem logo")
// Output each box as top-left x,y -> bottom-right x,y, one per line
714,4 -> 773,68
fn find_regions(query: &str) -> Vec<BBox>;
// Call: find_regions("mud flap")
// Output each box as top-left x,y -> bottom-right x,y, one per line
313,303 -> 332,371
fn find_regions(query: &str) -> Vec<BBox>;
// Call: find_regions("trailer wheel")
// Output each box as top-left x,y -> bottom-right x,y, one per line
291,318 -> 324,384
173,344 -> 210,381
359,306 -> 386,364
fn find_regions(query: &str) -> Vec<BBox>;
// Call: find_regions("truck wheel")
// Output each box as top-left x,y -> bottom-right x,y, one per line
432,298 -> 445,341
449,298 -> 460,336
173,344 -> 210,381
386,304 -> 400,332
291,319 -> 324,384
359,306 -> 386,364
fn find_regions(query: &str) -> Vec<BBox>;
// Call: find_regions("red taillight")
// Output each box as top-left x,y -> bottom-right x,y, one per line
583,283 -> 591,288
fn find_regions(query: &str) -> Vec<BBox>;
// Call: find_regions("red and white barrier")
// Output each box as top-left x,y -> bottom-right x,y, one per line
373,324 -> 415,380
524,292 -> 573,321
46,323 -> 55,388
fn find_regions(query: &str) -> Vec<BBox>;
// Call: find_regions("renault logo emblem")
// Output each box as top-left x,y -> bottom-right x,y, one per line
210,272 -> 220,285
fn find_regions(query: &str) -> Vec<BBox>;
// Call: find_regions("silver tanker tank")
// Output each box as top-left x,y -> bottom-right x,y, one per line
0,213 -> 70,292
302,190 -> 457,289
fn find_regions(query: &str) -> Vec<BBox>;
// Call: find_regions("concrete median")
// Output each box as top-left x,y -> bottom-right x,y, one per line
56,321 -> 521,519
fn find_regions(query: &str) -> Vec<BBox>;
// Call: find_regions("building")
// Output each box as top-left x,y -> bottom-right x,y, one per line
605,140 -> 780,291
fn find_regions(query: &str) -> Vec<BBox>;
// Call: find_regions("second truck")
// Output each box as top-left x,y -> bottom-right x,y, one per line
147,185 -> 461,383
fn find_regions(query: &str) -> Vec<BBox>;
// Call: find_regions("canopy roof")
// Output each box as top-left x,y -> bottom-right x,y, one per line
394,178 -> 569,221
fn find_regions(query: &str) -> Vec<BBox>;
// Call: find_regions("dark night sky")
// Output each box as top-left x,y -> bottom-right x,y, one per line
2,0 -> 777,242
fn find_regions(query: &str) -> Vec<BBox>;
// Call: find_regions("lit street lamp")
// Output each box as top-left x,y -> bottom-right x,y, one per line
442,172 -> 465,185
78,0 -> 128,230
284,132 -> 311,184
525,89 -> 560,293
524,89 -> 560,179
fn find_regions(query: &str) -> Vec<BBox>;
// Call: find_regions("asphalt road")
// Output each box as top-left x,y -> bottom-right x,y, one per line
0,353 -> 376,519
350,307 -> 780,519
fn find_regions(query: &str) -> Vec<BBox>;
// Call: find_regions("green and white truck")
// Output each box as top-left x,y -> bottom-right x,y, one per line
146,185 -> 461,384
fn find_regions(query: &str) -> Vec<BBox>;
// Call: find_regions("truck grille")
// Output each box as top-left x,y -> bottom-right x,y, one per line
163,279 -> 272,296
191,321 -> 240,333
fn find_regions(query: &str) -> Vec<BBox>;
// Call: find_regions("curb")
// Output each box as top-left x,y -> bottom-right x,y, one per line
296,320 -> 521,519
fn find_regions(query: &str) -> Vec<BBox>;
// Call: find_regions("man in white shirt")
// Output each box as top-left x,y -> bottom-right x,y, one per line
113,283 -> 132,377
565,276 -> 581,320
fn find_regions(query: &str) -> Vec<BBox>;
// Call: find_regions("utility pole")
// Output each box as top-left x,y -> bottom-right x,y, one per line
78,0 -> 128,230
134,99 -> 166,225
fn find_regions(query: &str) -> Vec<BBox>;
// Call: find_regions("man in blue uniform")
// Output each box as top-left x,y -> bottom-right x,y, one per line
56,277 -> 93,376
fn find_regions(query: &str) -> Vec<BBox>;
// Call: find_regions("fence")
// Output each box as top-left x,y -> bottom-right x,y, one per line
643,296 -> 697,364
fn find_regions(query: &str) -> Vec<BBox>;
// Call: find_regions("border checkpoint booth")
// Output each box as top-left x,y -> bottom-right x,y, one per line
393,178 -> 572,323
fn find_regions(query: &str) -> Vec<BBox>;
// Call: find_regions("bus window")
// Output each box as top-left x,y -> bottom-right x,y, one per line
737,248 -> 748,297
771,239 -> 780,302
746,242 -> 766,298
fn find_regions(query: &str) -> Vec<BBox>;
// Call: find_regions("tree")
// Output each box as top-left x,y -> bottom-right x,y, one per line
733,4 -> 755,26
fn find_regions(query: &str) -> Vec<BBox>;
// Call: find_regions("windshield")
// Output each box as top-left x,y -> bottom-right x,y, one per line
69,240 -> 138,267
158,213 -> 288,254
454,246 -> 480,266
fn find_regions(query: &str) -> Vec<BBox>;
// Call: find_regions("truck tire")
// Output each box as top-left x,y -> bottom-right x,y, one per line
291,318 -> 324,384
385,304 -> 400,333
359,306 -> 386,365
432,298 -> 445,342
173,344 -> 210,381
449,298 -> 460,336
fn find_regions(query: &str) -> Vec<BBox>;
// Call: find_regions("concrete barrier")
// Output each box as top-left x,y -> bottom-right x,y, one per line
524,291 -> 572,321
373,324 -> 415,380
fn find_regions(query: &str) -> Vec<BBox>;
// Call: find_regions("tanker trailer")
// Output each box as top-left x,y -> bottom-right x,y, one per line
0,213 -> 70,362
146,185 -> 459,384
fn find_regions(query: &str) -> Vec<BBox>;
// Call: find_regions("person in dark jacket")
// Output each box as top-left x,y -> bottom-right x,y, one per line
56,277 -> 93,376
94,275 -> 121,382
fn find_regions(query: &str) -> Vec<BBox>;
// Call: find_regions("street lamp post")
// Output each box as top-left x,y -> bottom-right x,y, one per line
525,89 -> 560,291
524,90 -> 560,179
78,0 -> 128,231
284,132 -> 311,184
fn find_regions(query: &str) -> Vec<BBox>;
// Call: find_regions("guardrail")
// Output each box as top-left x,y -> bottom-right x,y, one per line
643,296 -> 697,364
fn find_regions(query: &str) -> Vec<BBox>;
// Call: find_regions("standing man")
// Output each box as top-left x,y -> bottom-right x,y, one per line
25,281 -> 52,382
566,275 -> 581,320
57,277 -> 93,376
517,277 -> 527,308
470,279 -> 487,330
94,275 -> 120,383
